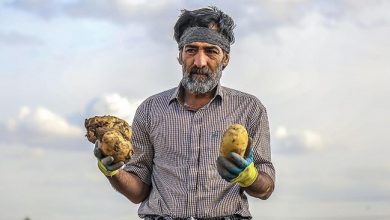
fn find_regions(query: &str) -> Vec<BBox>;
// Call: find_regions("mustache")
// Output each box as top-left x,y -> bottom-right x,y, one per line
189,67 -> 213,75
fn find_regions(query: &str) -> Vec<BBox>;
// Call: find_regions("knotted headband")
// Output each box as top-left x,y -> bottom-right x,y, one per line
178,26 -> 231,53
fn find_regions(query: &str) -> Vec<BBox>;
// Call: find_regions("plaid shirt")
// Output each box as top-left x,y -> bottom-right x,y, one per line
125,84 -> 275,219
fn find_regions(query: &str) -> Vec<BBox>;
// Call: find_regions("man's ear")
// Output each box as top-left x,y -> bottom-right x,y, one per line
177,51 -> 183,65
222,53 -> 230,69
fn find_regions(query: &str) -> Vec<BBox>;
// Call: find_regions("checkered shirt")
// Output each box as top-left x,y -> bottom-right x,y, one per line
125,84 -> 275,219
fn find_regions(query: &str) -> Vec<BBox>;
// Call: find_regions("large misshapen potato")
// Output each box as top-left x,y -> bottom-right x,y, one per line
85,115 -> 132,143
220,124 -> 249,159
85,115 -> 133,163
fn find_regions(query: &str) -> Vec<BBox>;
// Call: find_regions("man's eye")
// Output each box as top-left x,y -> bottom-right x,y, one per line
206,49 -> 219,55
186,49 -> 196,53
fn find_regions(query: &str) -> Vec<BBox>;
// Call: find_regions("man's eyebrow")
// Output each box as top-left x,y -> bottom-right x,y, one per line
185,45 -> 220,50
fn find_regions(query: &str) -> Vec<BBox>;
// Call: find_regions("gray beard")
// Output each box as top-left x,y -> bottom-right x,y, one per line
181,65 -> 223,94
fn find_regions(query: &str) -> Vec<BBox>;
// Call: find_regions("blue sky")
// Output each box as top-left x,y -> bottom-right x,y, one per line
1,0 -> 390,219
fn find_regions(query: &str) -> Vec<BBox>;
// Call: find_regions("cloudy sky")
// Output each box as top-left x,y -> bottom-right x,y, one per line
1,0 -> 389,219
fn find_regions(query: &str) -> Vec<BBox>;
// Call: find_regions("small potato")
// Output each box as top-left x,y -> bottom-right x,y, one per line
220,124 -> 249,158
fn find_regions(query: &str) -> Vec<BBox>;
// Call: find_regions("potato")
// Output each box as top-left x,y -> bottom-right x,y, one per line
85,115 -> 133,163
84,115 -> 132,143
220,124 -> 249,158
100,129 -> 132,163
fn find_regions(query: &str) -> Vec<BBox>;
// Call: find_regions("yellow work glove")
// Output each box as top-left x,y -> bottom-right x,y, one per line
217,146 -> 258,187
94,141 -> 125,177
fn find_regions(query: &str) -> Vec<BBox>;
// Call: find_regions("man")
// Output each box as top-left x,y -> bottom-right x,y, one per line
94,6 -> 275,220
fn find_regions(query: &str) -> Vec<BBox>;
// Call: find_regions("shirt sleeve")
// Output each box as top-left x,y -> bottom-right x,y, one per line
124,99 -> 154,185
248,100 -> 276,183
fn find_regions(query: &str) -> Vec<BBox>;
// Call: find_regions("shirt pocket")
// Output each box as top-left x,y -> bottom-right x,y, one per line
200,128 -> 224,176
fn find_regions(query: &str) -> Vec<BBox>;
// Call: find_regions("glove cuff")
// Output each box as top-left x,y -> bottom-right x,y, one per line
231,162 -> 258,187
98,160 -> 120,177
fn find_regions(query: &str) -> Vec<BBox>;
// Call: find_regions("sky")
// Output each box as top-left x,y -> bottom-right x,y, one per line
0,0 -> 389,219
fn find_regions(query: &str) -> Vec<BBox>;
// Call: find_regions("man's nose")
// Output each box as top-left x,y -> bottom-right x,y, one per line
193,51 -> 207,68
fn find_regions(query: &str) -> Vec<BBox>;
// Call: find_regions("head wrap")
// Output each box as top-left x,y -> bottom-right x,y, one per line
178,26 -> 230,53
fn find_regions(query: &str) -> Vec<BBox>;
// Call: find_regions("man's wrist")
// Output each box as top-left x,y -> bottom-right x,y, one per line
98,160 -> 120,177
231,162 -> 258,187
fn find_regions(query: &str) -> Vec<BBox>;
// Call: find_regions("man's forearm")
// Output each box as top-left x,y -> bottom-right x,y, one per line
243,171 -> 274,200
107,169 -> 151,204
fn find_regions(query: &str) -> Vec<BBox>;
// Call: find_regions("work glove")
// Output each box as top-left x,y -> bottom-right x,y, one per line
94,141 -> 125,177
217,145 -> 258,187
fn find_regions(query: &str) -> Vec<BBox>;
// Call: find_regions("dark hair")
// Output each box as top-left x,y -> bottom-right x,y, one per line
174,6 -> 235,46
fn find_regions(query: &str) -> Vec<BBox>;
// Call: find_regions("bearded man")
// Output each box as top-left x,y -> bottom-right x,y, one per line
94,6 -> 275,220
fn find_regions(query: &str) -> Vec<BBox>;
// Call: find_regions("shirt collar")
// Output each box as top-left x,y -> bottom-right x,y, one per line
169,82 -> 224,105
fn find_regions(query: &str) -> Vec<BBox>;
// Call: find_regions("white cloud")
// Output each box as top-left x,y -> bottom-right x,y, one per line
30,147 -> 46,157
0,95 -> 144,150
302,129 -> 323,150
0,106 -> 84,150
275,126 -> 288,138
116,0 -> 172,8
85,93 -> 144,124
0,30 -> 43,45
5,0 -> 177,24
272,126 -> 324,154
7,106 -> 82,137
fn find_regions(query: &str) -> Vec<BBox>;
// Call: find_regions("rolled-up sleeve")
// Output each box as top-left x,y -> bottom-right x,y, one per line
124,99 -> 154,185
